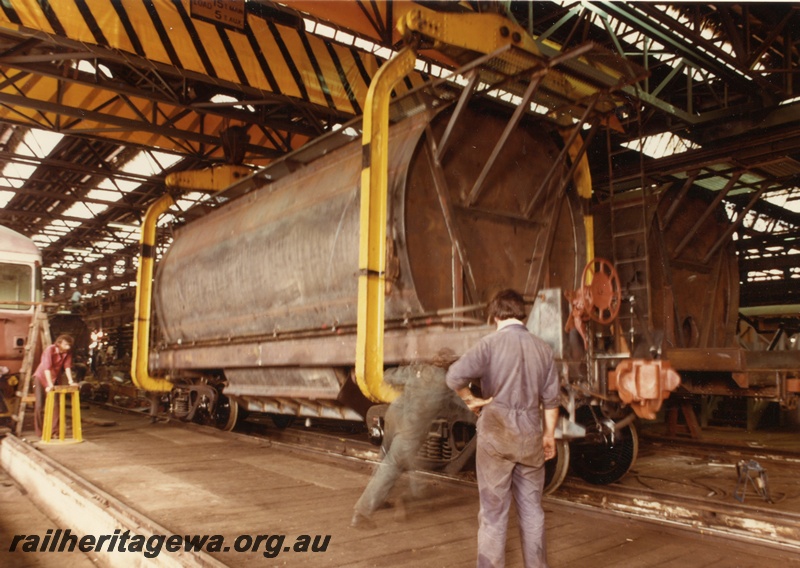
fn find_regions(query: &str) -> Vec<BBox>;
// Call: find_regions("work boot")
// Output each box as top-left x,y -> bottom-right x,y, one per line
350,512 -> 377,530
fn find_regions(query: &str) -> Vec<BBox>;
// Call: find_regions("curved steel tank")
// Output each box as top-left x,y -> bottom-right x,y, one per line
154,105 -> 586,349
650,187 -> 739,348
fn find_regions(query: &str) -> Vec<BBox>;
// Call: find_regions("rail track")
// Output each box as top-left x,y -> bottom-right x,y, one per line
230,413 -> 800,552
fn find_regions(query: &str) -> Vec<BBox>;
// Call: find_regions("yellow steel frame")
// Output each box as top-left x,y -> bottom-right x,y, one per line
355,46 -> 418,403
564,132 -> 595,263
398,5 -> 543,58
131,165 -> 253,392
131,194 -> 175,392
354,6 -> 554,403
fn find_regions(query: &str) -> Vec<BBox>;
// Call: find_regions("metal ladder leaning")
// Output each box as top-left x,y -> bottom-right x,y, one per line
13,304 -> 52,436
606,108 -> 655,355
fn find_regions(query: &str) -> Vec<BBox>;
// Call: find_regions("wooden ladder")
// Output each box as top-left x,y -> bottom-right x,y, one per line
13,304 -> 52,436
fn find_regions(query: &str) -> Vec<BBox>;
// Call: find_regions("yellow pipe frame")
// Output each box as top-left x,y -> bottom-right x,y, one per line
355,46 -> 417,403
131,165 -> 256,392
399,5 -> 543,59
355,7 -> 555,403
564,132 -> 595,264
131,194 -> 175,392
165,165 -> 253,192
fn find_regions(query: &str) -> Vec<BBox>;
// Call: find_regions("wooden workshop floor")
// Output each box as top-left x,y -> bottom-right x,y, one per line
3,406 -> 800,567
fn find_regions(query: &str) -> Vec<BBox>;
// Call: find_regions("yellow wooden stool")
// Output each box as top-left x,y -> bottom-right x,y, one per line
41,385 -> 83,444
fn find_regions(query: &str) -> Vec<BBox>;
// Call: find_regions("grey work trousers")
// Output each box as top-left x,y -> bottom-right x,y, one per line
476,438 -> 548,568
353,434 -> 422,517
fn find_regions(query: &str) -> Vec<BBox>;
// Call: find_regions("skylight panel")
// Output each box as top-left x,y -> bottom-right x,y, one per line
45,223 -> 71,235
572,2 -> 747,84
105,222 -> 141,245
335,30 -> 354,45
211,94 -> 237,105
87,188 -> 121,203
112,259 -> 127,276
622,131 -> 699,159
35,220 -> 80,244
149,150 -> 182,172
73,60 -> 113,79
97,176 -> 142,196
173,191 -> 210,212
354,37 -> 374,51
0,189 -> 13,208
766,192 -> 800,215
374,46 -> 393,60
209,93 -> 256,114
120,150 -> 180,177
2,162 -> 36,188
19,129 -> 64,159
119,151 -> 157,176
314,23 -> 335,39
62,201 -> 101,220
107,222 -> 140,231
96,241 -> 126,252
158,213 -> 176,227
32,234 -> 58,246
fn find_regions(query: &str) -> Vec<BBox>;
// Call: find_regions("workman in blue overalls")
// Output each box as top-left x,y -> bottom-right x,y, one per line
447,289 -> 560,568
351,348 -> 461,529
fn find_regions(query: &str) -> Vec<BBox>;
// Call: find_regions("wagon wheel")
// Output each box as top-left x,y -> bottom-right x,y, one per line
569,407 -> 638,485
194,388 -> 240,432
544,439 -> 570,495
269,413 -> 296,430
581,257 -> 621,325
215,394 -> 240,432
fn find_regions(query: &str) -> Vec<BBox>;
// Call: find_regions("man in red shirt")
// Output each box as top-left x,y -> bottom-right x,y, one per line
33,334 -> 76,437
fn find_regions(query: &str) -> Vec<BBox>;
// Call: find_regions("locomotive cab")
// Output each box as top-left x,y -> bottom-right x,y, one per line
0,225 -> 42,423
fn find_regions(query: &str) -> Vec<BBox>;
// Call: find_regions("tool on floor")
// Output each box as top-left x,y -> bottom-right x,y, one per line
734,459 -> 771,503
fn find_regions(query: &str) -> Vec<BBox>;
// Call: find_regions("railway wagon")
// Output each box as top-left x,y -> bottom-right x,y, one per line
0,225 -> 41,421
131,79 -> 751,490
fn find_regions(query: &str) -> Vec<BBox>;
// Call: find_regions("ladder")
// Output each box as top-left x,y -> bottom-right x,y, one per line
13,304 -> 52,436
606,107 -> 654,355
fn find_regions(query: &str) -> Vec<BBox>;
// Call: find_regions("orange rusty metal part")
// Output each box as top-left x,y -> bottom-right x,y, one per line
610,359 -> 682,420
564,258 -> 622,348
